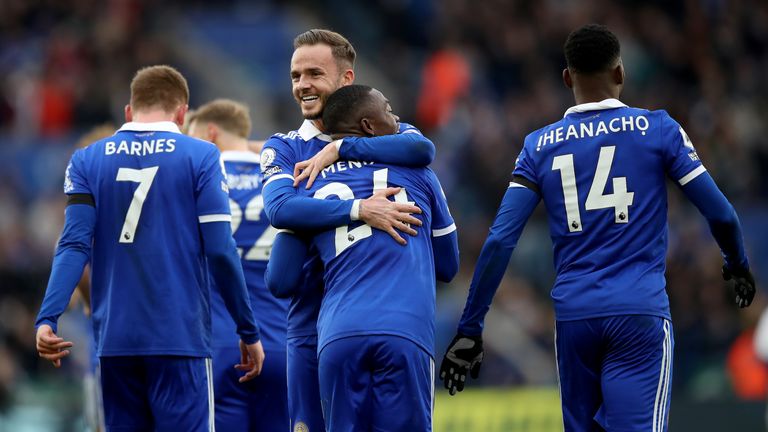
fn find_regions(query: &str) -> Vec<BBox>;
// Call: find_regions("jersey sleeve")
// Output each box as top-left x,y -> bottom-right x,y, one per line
661,111 -> 706,186
260,135 -> 298,186
425,169 -> 459,281
63,149 -> 91,196
457,186 -> 540,336
261,135 -> 355,230
510,136 -> 540,193
338,131 -> 435,167
426,169 -> 456,237
195,146 -> 232,223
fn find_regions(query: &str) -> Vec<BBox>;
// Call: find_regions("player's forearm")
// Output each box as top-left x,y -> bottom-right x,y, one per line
201,222 -> 261,344
339,133 -> 435,167
682,173 -> 749,270
263,179 -> 355,230
265,232 -> 308,299
433,231 -> 459,282
458,187 -> 539,335
36,204 -> 94,332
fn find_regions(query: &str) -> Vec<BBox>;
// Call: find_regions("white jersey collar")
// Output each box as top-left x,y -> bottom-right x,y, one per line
221,150 -> 261,163
117,121 -> 181,133
563,98 -> 627,117
298,120 -> 333,143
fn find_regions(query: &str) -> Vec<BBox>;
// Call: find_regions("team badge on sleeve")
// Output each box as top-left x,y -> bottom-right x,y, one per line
293,421 -> 308,432
260,148 -> 277,170
679,126 -> 700,161
679,126 -> 695,150
64,163 -> 74,193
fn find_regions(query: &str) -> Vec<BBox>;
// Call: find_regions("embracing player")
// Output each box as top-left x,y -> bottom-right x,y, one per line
440,24 -> 755,431
269,84 -> 459,431
260,29 -> 436,431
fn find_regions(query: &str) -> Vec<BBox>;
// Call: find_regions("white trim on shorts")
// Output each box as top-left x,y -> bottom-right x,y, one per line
652,319 -> 672,432
206,358 -> 215,431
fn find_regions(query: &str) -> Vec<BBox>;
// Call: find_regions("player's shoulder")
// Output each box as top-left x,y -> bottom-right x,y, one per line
265,129 -> 301,147
398,122 -> 423,135
174,134 -> 222,160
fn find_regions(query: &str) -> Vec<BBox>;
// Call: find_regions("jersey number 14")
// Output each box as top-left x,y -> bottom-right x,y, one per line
552,146 -> 634,233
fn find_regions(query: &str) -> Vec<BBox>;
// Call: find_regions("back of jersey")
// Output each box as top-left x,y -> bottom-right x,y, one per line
307,162 -> 455,356
65,122 -> 231,357
210,151 -> 288,350
513,101 -> 703,321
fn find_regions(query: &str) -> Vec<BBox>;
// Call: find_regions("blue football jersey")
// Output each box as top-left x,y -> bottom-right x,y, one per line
260,120 -> 331,338
306,161 -> 455,356
210,151 -> 288,350
512,99 -> 704,321
64,121 -> 232,357
260,121 -> 428,338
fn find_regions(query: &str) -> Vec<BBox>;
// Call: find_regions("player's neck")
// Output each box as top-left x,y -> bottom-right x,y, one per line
131,110 -> 178,124
217,137 -> 249,153
311,119 -> 326,133
573,87 -> 621,105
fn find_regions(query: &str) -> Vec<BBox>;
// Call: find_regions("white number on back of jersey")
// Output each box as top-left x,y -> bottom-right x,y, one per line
313,168 -> 409,257
115,166 -> 159,243
552,146 -> 634,233
229,194 -> 277,261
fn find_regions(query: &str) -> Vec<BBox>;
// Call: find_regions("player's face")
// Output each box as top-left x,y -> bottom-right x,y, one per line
366,89 -> 399,136
290,44 -> 352,120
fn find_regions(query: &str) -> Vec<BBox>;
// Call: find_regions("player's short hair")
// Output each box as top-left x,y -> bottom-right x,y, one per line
564,24 -> 621,74
294,29 -> 356,69
130,65 -> 189,113
187,99 -> 252,138
322,84 -> 373,134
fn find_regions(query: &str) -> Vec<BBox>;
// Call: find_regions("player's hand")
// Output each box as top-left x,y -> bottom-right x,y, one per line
360,187 -> 422,245
723,265 -> 756,308
36,324 -> 73,368
440,334 -> 483,395
235,339 -> 265,383
294,140 -> 341,189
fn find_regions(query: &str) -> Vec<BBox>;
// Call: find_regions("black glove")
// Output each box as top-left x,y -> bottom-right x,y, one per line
439,334 -> 483,395
723,265 -> 756,308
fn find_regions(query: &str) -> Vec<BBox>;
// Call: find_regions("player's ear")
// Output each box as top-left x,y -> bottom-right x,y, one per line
563,68 -> 573,89
341,69 -> 354,86
174,104 -> 189,128
207,123 -> 219,143
125,104 -> 133,122
361,117 -> 375,136
613,60 -> 625,86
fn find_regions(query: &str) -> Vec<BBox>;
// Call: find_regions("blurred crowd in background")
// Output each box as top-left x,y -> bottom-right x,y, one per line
1,0 -> 767,428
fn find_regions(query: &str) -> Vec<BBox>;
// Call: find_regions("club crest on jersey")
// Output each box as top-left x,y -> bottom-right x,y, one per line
63,163 -> 74,193
679,126 -> 699,161
260,148 -> 277,169
293,421 -> 309,432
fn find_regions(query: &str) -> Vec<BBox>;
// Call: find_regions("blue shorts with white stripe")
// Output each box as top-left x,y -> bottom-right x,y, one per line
555,315 -> 674,432
100,356 -> 214,431
318,335 -> 434,432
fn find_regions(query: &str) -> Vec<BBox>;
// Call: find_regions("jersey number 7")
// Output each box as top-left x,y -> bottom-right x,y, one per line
116,166 -> 159,243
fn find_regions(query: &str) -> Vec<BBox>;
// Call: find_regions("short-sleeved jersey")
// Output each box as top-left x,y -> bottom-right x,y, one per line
64,121 -> 232,357
512,99 -> 705,321
260,121 -> 426,338
307,161 -> 455,356
210,151 -> 288,350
